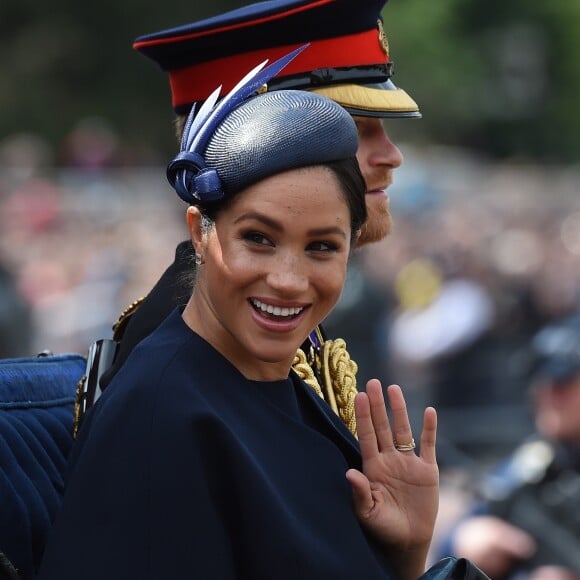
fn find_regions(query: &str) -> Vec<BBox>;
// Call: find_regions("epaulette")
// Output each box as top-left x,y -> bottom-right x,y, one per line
111,297 -> 146,342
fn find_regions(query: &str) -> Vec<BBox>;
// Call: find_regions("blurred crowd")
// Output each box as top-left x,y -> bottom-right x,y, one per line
2,124 -> 580,567
0,121 -> 182,357
326,146 -> 580,456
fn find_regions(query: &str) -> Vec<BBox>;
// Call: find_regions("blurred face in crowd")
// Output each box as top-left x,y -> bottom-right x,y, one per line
183,166 -> 355,381
532,371 -> 580,446
353,116 -> 404,246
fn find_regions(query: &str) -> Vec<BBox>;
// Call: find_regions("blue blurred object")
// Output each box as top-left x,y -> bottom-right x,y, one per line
0,353 -> 85,579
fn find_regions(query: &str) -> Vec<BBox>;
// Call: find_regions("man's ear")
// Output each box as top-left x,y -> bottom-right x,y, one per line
186,206 -> 204,255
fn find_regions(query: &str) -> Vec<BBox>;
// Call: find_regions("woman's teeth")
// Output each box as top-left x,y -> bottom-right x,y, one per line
251,299 -> 303,318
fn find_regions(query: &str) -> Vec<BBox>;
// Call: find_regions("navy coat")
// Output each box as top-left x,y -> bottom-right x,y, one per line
38,309 -> 395,579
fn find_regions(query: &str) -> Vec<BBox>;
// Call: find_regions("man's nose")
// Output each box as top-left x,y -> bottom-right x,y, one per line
372,131 -> 404,169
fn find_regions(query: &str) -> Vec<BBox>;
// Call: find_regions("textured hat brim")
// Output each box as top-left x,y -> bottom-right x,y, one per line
312,82 -> 421,119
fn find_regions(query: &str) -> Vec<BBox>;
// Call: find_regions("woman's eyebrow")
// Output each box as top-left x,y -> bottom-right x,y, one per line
234,212 -> 282,231
234,213 -> 347,238
307,226 -> 347,239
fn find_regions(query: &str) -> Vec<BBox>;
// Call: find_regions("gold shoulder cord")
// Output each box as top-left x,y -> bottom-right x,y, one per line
292,349 -> 325,399
292,327 -> 359,438
320,338 -> 358,437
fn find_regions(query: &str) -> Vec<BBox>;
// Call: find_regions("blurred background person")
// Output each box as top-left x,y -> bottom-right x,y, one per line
0,261 -> 33,358
437,312 -> 580,579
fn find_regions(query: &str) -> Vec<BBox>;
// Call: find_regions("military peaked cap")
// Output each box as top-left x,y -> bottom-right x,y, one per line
133,0 -> 420,118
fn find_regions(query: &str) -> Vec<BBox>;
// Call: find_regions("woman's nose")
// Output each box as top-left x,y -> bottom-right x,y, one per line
266,255 -> 309,294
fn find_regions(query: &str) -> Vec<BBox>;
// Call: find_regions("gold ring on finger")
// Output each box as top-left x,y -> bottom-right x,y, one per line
395,438 -> 416,452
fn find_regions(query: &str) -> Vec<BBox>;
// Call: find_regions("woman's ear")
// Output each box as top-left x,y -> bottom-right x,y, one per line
186,206 -> 205,256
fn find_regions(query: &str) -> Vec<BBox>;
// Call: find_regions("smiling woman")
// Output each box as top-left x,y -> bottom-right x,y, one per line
38,49 -> 439,580
187,165 -> 355,381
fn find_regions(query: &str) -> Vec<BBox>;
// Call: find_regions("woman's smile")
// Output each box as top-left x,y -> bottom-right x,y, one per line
249,297 -> 310,332
250,298 -> 306,319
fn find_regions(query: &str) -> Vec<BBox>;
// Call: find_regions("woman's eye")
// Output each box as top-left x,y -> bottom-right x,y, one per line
308,241 -> 338,253
243,232 -> 273,246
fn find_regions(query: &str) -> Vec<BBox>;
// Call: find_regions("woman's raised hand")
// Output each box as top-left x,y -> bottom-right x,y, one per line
346,379 -> 438,580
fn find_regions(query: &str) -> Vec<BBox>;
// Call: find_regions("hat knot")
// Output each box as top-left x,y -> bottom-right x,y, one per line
166,151 -> 224,203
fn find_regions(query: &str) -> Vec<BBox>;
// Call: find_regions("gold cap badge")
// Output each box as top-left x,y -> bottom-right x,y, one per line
377,19 -> 389,56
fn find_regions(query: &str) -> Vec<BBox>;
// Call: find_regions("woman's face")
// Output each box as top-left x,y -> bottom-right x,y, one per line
185,165 -> 353,380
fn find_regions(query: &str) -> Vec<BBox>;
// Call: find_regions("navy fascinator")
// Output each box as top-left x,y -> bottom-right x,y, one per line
166,45 -> 358,205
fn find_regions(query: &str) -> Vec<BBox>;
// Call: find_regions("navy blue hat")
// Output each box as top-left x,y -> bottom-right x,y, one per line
166,47 -> 358,205
134,0 -> 420,118
531,313 -> 580,383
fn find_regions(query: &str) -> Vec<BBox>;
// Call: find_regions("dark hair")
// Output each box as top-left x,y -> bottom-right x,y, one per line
198,156 -> 366,244
325,157 -> 367,242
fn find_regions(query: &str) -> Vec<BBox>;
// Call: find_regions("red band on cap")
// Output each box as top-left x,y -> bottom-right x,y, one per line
169,29 -> 388,109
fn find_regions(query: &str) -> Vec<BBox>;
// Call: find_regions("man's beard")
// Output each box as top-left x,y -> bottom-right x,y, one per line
357,195 -> 392,247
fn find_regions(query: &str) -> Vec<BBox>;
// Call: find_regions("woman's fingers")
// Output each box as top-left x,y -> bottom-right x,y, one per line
356,379 -> 397,457
366,379 -> 396,452
419,406 -> 438,463
357,380 -> 435,461
345,468 -> 373,517
357,379 -> 418,456
354,389 -> 380,458
384,384 -> 415,453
